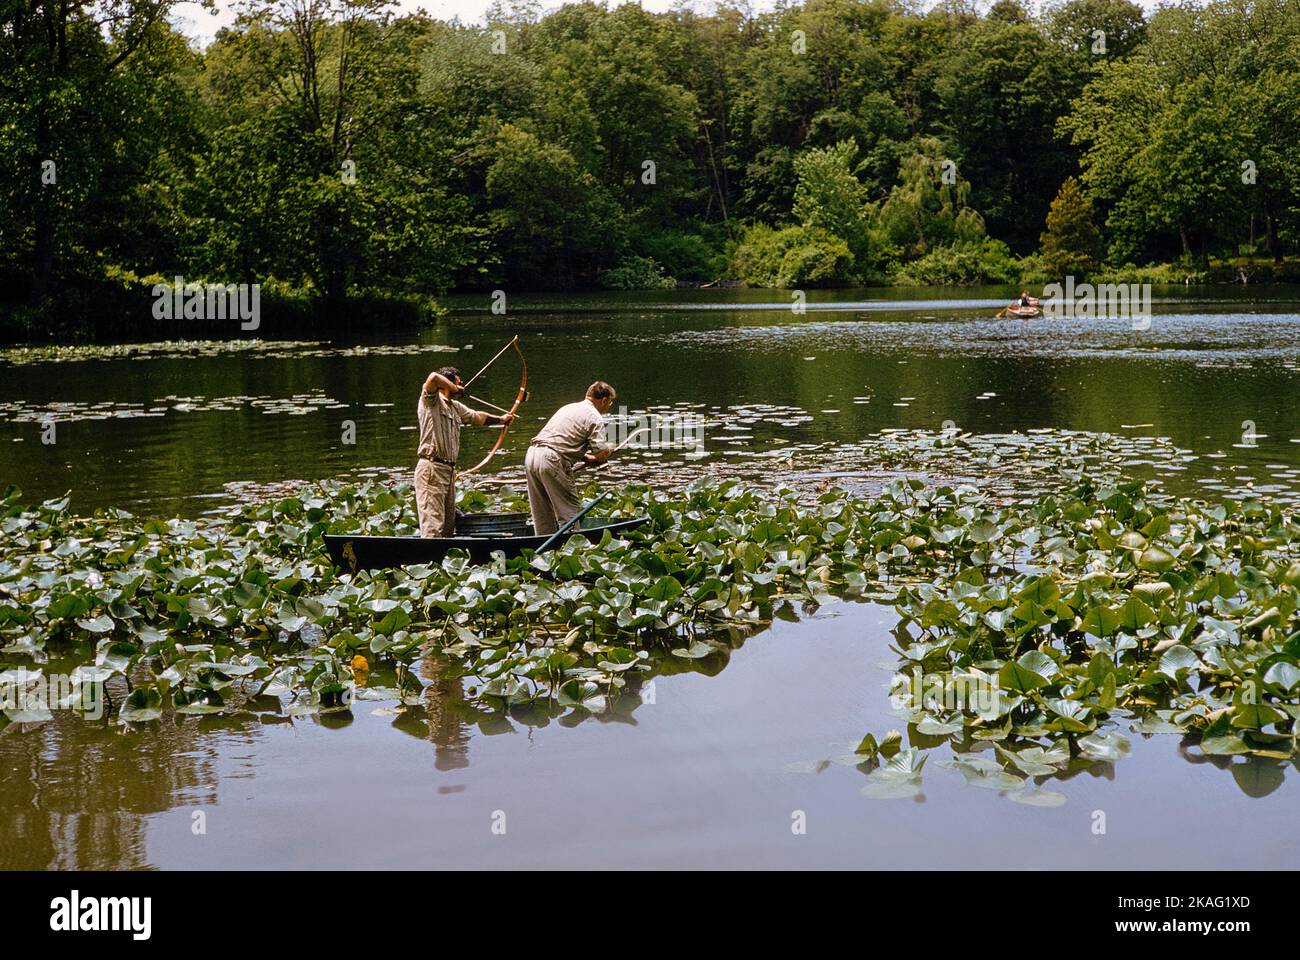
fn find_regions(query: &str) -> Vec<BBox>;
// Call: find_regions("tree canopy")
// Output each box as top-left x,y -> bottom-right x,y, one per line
3,0 -> 1299,328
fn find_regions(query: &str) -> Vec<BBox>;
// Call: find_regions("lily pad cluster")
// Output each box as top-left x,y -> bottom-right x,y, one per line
2,463 -> 1298,806
853,475 -> 1300,800
0,479 -> 840,725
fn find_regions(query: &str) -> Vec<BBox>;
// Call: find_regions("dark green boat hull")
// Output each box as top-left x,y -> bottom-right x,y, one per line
323,512 -> 648,572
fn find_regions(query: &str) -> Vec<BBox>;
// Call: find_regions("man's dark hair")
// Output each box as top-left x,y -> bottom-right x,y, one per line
587,381 -> 616,401
438,366 -> 462,383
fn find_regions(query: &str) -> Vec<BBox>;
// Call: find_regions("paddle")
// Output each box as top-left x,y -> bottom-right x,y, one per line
536,492 -> 610,554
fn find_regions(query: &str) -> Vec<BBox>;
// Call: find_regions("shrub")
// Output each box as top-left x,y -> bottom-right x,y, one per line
599,256 -> 676,290
731,224 -> 856,288
891,239 -> 1021,286
628,228 -> 725,282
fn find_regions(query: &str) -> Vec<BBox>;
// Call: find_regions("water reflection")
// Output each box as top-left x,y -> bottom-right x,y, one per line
0,711 -> 217,869
0,600 -> 1294,870
3,292 -> 1300,515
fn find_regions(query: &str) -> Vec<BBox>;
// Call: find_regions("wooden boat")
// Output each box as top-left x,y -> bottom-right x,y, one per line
323,512 -> 650,572
1004,304 -> 1041,319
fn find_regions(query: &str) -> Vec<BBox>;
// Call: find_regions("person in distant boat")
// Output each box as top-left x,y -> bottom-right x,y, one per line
525,381 -> 617,535
415,367 -> 515,538
1019,291 -> 1032,307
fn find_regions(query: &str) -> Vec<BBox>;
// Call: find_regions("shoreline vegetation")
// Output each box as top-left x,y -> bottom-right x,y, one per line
4,0 -> 1299,339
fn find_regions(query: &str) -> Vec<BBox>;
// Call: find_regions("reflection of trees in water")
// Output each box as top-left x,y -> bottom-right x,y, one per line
0,711 -> 219,869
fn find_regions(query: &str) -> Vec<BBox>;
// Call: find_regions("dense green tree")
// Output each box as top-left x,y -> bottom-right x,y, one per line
933,18 -> 1078,251
0,0 -> 188,305
8,0 -> 1300,326
792,139 -> 872,264
1039,176 -> 1102,277
874,137 -> 985,260
485,124 -> 624,288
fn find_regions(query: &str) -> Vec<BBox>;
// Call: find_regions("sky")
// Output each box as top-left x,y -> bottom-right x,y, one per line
170,0 -> 740,44
170,0 -> 1164,46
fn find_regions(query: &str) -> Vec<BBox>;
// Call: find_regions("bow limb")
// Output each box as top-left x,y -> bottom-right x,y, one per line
460,338 -> 527,475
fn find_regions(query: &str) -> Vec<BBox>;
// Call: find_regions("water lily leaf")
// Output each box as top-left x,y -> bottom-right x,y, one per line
77,614 -> 115,633
1263,661 -> 1300,692
1132,713 -> 1184,734
860,747 -> 926,799
1117,596 -> 1154,632
646,576 -> 684,602
1157,645 -> 1201,679
1231,700 -> 1285,730
1198,733 -> 1252,756
1016,576 -> 1060,606
375,607 -> 411,636
670,641 -> 713,659
955,763 -> 1025,791
877,730 -> 902,757
998,660 -> 1049,694
916,714 -> 964,736
1081,603 -> 1122,638
1007,789 -> 1067,807
997,744 -> 1066,776
1136,546 -> 1177,572
98,641 -> 139,674
1018,650 -> 1058,679
119,687 -> 163,723
1078,730 -> 1131,761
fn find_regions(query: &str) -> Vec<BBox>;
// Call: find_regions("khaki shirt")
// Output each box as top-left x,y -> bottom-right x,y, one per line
418,390 -> 475,463
530,399 -> 608,470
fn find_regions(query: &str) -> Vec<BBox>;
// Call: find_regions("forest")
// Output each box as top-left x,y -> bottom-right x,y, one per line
3,0 -> 1300,334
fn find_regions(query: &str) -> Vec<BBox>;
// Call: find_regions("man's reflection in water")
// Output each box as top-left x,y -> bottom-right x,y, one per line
420,652 -> 471,771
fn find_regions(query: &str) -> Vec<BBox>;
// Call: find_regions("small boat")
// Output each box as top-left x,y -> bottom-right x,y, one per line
1004,304 -> 1040,319
323,512 -> 650,572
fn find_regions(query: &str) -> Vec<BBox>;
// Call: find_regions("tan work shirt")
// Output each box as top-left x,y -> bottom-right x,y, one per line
418,390 -> 475,463
530,399 -> 608,470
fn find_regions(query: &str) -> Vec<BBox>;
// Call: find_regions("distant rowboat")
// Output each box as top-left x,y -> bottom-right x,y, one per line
323,512 -> 649,572
1003,304 -> 1041,319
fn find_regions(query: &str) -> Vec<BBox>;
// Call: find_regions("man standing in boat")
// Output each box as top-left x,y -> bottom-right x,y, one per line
416,367 -> 515,538
525,381 -> 617,535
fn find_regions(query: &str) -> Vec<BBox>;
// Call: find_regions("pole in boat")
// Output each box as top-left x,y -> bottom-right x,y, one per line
536,493 -> 610,554
573,425 -> 653,471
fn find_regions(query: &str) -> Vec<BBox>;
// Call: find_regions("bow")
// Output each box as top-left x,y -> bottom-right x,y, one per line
460,335 -> 527,475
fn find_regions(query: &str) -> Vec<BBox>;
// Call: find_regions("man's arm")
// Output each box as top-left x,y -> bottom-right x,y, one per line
452,397 -> 513,428
467,410 -> 515,427
423,371 -> 462,396
582,415 -> 613,463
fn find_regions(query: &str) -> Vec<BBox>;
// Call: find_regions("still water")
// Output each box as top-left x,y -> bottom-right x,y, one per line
2,286 -> 1300,869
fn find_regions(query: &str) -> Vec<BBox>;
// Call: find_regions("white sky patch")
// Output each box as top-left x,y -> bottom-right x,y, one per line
170,0 -> 1164,48
172,0 -> 732,45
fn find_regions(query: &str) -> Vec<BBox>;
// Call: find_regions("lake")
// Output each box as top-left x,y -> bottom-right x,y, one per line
3,285 -> 1300,869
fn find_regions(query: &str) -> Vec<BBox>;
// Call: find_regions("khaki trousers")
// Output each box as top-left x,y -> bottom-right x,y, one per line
524,445 -> 581,536
414,459 -> 456,538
